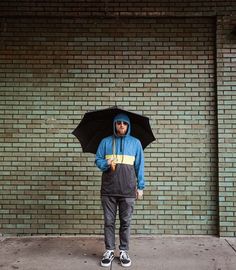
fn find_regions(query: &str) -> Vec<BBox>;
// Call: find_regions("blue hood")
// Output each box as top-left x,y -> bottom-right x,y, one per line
113,113 -> 131,136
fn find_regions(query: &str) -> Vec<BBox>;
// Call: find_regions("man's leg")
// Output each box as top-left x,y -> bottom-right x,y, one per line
101,196 -> 117,250
118,197 -> 135,251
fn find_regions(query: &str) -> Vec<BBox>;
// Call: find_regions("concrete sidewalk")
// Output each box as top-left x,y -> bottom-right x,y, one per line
0,236 -> 236,270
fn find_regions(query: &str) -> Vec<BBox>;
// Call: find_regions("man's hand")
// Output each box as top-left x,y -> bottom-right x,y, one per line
107,158 -> 115,165
136,189 -> 143,200
107,158 -> 117,171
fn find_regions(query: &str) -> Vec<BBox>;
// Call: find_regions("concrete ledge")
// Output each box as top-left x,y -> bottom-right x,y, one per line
0,236 -> 236,270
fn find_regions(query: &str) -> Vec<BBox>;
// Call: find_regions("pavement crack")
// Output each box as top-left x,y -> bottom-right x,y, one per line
225,239 -> 236,254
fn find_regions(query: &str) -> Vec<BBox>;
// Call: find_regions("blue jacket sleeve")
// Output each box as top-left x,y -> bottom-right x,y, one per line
134,140 -> 145,190
95,138 -> 110,172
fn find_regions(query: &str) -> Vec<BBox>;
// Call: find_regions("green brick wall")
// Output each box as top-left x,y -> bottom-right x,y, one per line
0,1 -> 235,236
217,16 -> 236,237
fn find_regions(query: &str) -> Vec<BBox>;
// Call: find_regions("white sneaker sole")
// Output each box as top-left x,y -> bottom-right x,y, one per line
101,256 -> 114,267
121,261 -> 132,267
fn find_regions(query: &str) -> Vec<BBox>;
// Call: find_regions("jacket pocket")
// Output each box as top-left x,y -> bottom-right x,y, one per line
101,170 -> 117,194
118,165 -> 136,195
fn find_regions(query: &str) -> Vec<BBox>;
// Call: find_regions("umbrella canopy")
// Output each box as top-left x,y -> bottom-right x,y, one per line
72,106 -> 155,154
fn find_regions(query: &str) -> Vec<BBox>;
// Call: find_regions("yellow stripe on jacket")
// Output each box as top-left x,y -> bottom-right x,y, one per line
105,155 -> 135,165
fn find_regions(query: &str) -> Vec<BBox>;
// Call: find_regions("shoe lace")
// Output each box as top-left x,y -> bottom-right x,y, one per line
103,250 -> 113,259
120,251 -> 130,260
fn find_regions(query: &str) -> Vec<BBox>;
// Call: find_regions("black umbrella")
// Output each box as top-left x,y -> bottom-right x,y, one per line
72,106 -> 155,154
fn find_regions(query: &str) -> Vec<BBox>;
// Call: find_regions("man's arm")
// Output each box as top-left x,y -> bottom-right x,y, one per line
95,139 -> 110,172
134,140 -> 145,194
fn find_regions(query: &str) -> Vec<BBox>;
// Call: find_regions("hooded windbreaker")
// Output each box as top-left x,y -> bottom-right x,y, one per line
95,113 -> 145,198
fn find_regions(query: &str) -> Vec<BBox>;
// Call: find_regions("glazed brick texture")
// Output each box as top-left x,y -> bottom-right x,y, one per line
0,15 -> 221,236
217,16 -> 236,237
0,0 -> 236,17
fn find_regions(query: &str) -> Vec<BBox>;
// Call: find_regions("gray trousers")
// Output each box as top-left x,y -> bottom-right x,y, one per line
101,196 -> 135,251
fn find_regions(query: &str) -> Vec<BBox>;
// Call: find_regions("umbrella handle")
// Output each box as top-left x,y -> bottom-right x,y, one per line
111,160 -> 116,171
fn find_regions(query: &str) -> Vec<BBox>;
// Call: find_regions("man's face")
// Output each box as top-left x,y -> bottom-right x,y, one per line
115,121 -> 128,136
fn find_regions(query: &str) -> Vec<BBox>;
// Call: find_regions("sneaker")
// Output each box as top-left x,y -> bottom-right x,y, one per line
101,250 -> 115,267
120,250 -> 131,267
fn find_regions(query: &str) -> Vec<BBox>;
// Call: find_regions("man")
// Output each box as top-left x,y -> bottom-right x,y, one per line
95,113 -> 145,267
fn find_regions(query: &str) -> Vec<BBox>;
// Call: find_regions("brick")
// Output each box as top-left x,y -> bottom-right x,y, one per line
0,5 -> 235,237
